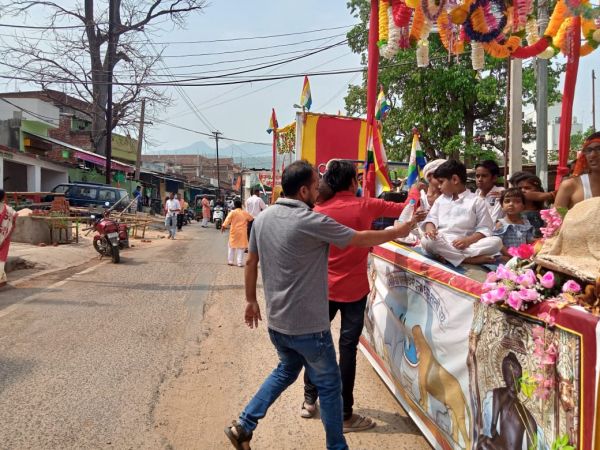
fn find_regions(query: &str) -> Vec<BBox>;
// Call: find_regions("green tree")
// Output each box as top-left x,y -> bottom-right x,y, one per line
345,0 -> 563,165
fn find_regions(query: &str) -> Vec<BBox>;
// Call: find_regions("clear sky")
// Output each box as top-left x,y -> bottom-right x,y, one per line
1,0 -> 599,160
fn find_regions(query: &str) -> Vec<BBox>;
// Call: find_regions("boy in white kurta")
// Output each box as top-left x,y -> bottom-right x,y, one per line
421,160 -> 502,267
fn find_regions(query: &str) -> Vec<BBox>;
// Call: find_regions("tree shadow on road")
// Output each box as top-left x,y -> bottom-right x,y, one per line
0,357 -> 36,395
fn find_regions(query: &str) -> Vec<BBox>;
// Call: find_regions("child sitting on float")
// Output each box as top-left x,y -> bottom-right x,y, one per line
494,188 -> 534,263
513,173 -> 546,239
420,159 -> 502,266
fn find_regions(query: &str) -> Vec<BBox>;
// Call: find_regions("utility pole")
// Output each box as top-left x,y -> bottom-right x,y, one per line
134,98 -> 145,181
593,70 -> 596,131
104,0 -> 116,185
536,0 -> 549,189
212,131 -> 222,200
509,57 -> 523,178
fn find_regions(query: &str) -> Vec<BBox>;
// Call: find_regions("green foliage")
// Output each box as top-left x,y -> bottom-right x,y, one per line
518,371 -> 537,399
548,126 -> 595,162
551,433 -> 574,450
344,0 -> 563,165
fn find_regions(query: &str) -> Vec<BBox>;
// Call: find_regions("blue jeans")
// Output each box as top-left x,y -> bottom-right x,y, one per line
239,328 -> 348,450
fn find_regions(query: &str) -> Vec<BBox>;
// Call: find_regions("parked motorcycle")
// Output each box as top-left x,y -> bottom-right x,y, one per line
85,202 -> 130,263
213,205 -> 224,230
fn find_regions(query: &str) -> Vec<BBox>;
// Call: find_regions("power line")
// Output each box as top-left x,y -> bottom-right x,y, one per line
0,23 -> 84,30
153,118 -> 271,147
157,33 -> 347,58
0,24 -> 356,44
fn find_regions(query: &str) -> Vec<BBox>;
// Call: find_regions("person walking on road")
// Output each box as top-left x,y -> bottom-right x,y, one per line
133,185 -> 143,212
0,189 -> 17,288
225,160 -> 424,450
245,189 -> 266,238
201,196 -> 211,228
301,160 -> 426,432
165,192 -> 180,239
221,198 -> 254,267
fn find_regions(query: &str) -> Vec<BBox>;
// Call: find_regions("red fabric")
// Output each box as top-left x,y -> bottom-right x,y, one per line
315,192 -> 405,301
314,116 -> 363,168
556,17 -> 581,190
511,36 -> 550,58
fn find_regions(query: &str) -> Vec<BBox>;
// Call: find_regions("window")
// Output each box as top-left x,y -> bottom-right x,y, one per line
73,186 -> 98,200
99,189 -> 117,202
52,184 -> 70,194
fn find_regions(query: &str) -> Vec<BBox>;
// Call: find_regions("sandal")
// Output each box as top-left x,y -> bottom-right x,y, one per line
343,414 -> 376,433
224,420 -> 253,449
300,401 -> 317,419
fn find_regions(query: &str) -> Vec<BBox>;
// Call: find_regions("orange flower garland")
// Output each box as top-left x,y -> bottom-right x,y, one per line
545,0 -> 568,38
438,10 -> 465,54
484,36 -> 522,58
410,2 -> 427,42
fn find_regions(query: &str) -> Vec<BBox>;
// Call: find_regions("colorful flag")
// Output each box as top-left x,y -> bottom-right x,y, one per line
267,108 -> 278,134
300,76 -> 312,111
373,125 -> 393,196
375,88 -> 391,122
405,130 -> 427,188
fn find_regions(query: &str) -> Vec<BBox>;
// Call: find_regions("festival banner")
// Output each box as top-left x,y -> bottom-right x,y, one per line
298,112 -> 368,169
361,242 -> 598,450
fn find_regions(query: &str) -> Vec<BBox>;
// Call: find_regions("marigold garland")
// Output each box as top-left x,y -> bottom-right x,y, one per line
545,0 -> 568,38
464,0 -> 507,43
378,0 -> 390,46
392,0 -> 412,27
438,10 -> 465,54
421,0 -> 446,23
410,3 -> 428,42
484,36 -> 522,58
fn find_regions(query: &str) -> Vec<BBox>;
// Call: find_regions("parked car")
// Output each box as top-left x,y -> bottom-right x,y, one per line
48,182 -> 129,210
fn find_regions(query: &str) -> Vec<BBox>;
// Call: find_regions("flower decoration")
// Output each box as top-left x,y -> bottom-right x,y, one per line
562,280 -> 582,293
540,271 -> 556,289
540,207 -> 564,238
507,243 -> 535,260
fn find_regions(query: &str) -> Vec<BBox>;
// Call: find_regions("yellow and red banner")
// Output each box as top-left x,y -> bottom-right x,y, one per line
299,112 -> 368,169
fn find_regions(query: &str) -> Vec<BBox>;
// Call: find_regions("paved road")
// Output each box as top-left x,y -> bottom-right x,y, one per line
0,224 -> 220,449
0,223 -> 429,450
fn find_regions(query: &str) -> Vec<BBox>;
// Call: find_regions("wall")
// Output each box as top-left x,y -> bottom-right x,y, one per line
41,167 -> 68,191
48,115 -> 93,151
0,97 -> 59,127
12,216 -> 72,245
112,134 -> 138,164
3,160 -> 27,191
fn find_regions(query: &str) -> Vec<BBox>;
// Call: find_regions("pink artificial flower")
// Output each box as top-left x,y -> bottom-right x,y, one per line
495,265 -> 511,280
482,283 -> 497,293
507,291 -> 523,310
485,272 -> 498,283
539,271 -> 556,289
516,270 -> 537,288
480,292 -> 496,305
562,280 -> 582,294
532,325 -> 545,340
518,288 -> 540,302
538,312 -> 556,327
490,286 -> 508,301
508,243 -> 535,260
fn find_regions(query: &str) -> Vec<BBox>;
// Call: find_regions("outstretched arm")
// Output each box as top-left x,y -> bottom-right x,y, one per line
244,251 -> 262,328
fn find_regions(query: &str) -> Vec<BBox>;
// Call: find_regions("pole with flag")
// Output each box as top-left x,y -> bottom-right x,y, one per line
267,108 -> 278,203
300,76 -> 312,111
406,128 -> 427,188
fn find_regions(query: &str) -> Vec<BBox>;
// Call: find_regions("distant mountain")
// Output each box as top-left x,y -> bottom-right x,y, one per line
145,140 -> 274,169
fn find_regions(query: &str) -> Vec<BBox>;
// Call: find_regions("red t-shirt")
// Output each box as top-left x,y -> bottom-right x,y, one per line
315,192 -> 405,302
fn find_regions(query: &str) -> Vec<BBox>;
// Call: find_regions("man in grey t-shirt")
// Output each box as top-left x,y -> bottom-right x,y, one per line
225,161 -> 421,450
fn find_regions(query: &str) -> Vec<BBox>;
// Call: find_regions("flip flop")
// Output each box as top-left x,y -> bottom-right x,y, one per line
224,421 -> 252,450
343,414 -> 376,433
300,401 -> 317,419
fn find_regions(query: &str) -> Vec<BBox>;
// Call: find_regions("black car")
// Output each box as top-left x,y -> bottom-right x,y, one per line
49,182 -> 129,209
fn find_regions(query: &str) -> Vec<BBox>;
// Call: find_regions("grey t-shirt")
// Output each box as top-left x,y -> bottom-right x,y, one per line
249,198 -> 356,335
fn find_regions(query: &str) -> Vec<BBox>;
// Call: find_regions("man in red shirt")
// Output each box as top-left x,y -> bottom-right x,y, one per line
302,160 -> 426,432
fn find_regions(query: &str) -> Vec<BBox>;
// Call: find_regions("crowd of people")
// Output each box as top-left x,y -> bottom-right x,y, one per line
222,131 -> 599,450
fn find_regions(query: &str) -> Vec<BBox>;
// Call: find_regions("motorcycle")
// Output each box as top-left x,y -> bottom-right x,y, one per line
86,202 -> 130,263
213,205 -> 224,230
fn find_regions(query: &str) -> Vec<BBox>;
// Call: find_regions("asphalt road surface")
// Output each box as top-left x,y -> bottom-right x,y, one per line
0,223 -> 429,450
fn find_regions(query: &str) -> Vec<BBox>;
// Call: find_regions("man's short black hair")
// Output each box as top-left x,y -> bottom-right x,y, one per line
434,159 -> 467,184
234,198 -> 242,209
323,160 -> 357,194
136,186 -> 141,190
585,131 -> 600,143
253,189 -> 260,196
282,160 -> 315,197
475,159 -> 500,177
0,189 -> 4,202
500,187 -> 525,204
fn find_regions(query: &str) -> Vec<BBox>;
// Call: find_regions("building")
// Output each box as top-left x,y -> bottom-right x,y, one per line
141,154 -> 241,191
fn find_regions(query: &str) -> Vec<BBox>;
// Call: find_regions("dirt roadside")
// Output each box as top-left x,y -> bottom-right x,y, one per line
152,267 -> 430,450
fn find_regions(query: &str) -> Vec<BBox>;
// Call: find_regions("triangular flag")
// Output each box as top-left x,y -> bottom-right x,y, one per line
375,88 -> 391,122
405,130 -> 427,188
300,76 -> 312,111
267,108 -> 278,134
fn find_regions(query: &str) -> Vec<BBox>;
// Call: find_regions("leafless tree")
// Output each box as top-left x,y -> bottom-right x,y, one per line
0,0 -> 206,154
